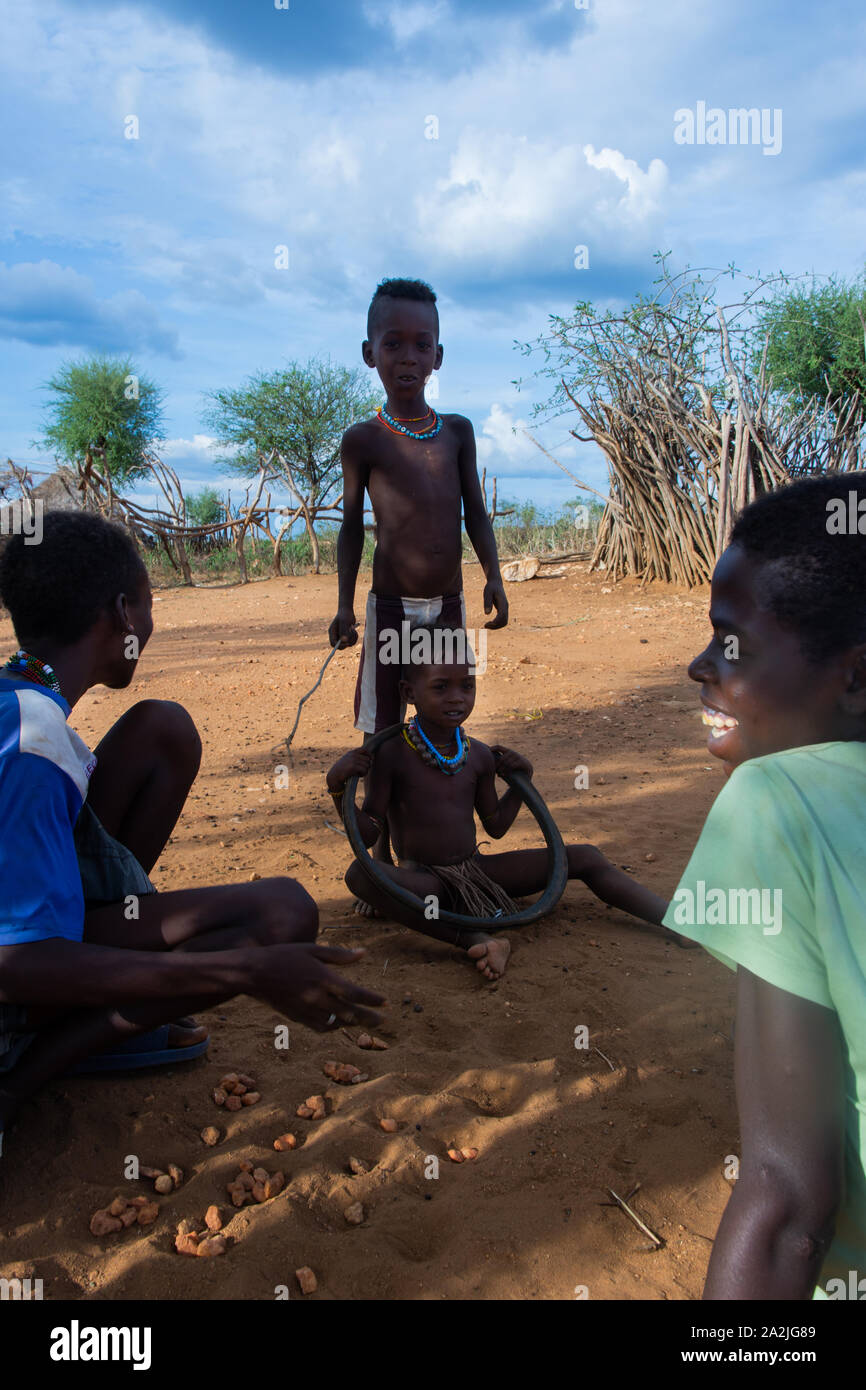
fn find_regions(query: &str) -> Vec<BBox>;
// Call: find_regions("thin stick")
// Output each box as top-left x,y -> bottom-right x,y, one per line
606,1187 -> 664,1248
594,1046 -> 616,1072
286,644 -> 340,748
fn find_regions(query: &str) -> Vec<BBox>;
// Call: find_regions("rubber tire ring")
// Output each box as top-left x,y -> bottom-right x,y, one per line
343,722 -> 568,929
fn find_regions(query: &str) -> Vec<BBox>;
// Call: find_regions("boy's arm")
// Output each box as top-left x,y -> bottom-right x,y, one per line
454,417 -> 508,630
329,426 -> 368,648
474,744 -> 526,838
327,745 -> 392,848
703,968 -> 845,1299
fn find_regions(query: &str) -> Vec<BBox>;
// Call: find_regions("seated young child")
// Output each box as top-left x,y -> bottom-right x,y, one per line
0,511 -> 383,1158
326,626 -> 668,980
662,472 -> 866,1299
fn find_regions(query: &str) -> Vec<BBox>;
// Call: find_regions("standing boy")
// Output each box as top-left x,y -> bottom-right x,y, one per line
328,277 -> 508,736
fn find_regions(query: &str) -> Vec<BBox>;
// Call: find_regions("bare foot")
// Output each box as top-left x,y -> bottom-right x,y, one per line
352,899 -> 380,919
167,1020 -> 209,1048
467,937 -> 511,980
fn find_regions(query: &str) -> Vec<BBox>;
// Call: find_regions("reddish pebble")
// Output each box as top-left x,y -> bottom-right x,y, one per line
154,1175 -> 173,1195
205,1205 -> 223,1232
137,1202 -> 160,1226
224,1095 -> 242,1112
460,1147 -> 479,1161
175,1233 -> 201,1256
201,1126 -> 221,1147
120,1207 -> 139,1228
108,1197 -> 128,1218
447,1149 -> 465,1163
90,1210 -> 123,1237
241,1091 -> 261,1107
295,1266 -> 317,1294
212,1088 -> 228,1107
344,1201 -> 365,1225
251,1182 -> 266,1203
273,1133 -> 297,1152
379,1118 -> 398,1133
264,1172 -> 285,1200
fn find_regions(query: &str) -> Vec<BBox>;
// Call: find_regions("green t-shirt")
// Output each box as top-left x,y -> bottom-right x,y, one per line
662,741 -> 866,1299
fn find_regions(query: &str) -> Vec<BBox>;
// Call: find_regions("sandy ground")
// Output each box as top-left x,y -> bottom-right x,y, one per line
0,564 -> 739,1301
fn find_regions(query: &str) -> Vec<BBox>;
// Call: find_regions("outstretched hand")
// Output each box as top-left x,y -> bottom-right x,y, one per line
254,943 -> 385,1031
327,748 -> 373,793
483,579 -> 509,629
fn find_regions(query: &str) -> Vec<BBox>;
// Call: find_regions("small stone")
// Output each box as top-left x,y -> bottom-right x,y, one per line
177,1218 -> 198,1235
379,1118 -> 398,1133
447,1149 -> 465,1163
370,1037 -> 389,1050
296,1105 -> 313,1119
644,852 -> 657,863
137,1202 -> 160,1226
219,1074 -> 239,1089
251,1182 -> 266,1203
273,1133 -> 297,1151
238,1161 -> 254,1173
252,1168 -> 269,1184
237,1172 -> 255,1191
128,1196 -> 150,1209
348,1156 -> 370,1175
154,1175 -> 174,1195
139,1165 -> 165,1180
90,1209 -> 123,1237
108,1197 -> 128,1217
295,1266 -> 317,1295
212,1088 -> 228,1107
225,1095 -> 242,1112
201,1126 -> 221,1147
241,1091 -> 261,1106
196,1236 -> 228,1257
175,1233 -> 201,1256
231,1082 -> 247,1096
344,1201 -> 365,1225
356,1033 -> 374,1049
120,1206 -> 139,1227
205,1206 -> 224,1232
168,1164 -> 184,1189
264,1172 -> 285,1200
237,1073 -> 256,1088
460,1147 -> 479,1161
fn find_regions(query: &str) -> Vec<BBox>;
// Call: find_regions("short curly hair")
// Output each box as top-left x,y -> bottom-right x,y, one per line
367,277 -> 439,339
730,471 -> 866,662
0,509 -> 148,645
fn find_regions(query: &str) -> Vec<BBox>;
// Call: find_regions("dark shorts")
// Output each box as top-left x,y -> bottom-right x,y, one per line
0,803 -> 156,1073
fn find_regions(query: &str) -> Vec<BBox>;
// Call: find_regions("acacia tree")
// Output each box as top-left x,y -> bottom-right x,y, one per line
753,271 -> 866,412
37,354 -> 165,489
203,357 -> 380,573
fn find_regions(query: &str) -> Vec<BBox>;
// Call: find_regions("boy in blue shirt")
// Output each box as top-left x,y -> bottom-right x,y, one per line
0,512 -> 382,1156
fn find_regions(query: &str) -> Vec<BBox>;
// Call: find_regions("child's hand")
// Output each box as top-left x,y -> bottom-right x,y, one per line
329,607 -> 358,648
490,745 -> 533,779
327,748 -> 372,793
483,578 -> 509,629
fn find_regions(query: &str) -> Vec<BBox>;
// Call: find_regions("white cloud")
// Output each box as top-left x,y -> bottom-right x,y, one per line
159,434 -> 220,461
363,1 -> 450,44
583,145 -> 669,222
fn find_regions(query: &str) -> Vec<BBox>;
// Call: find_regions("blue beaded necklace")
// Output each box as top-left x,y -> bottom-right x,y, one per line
404,715 -> 469,774
377,405 -> 443,440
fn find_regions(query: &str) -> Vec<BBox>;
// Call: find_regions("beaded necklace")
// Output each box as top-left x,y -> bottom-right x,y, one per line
377,406 -> 443,440
402,716 -> 469,774
2,649 -> 63,696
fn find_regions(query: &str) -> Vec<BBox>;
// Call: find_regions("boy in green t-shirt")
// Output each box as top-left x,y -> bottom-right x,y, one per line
663,471 -> 866,1299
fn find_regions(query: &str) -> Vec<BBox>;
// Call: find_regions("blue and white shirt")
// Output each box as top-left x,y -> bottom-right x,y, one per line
0,678 -> 96,945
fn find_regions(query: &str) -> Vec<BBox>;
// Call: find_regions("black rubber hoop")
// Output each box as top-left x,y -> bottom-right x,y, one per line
343,723 -> 568,929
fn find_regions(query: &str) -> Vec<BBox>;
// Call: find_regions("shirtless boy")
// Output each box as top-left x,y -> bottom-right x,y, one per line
328,277 -> 508,737
326,629 -> 669,980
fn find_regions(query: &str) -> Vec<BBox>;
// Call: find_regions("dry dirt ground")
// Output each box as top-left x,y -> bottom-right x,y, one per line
0,564 -> 740,1301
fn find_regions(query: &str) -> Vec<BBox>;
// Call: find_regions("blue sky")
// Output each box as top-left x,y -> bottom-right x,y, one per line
1,0 -> 864,512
